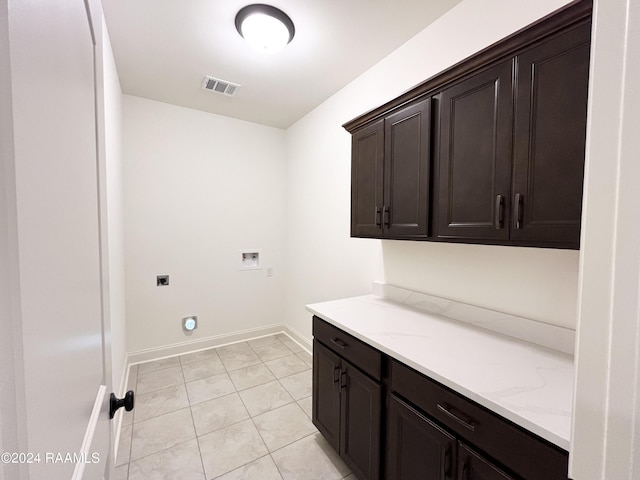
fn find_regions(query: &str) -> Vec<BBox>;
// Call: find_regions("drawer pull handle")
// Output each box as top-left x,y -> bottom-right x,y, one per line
436,403 -> 476,432
330,338 -> 348,349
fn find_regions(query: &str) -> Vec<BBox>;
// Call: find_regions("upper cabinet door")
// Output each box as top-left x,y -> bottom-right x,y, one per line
383,98 -> 431,238
511,23 -> 591,247
436,61 -> 514,241
351,120 -> 385,237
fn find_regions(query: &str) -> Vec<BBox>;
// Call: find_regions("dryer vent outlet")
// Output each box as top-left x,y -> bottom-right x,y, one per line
202,76 -> 240,96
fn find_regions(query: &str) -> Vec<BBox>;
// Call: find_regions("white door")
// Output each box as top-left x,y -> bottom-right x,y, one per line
5,0 -> 113,478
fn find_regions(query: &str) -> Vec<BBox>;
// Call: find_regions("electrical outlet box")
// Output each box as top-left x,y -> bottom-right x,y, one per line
157,275 -> 169,286
240,250 -> 261,270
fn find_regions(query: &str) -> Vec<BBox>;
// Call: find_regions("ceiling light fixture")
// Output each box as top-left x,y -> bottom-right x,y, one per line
235,4 -> 295,54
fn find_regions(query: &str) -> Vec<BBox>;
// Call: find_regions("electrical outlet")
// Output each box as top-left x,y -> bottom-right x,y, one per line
157,275 -> 169,286
266,267 -> 273,277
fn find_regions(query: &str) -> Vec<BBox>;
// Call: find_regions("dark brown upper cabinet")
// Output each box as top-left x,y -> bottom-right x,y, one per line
351,119 -> 384,237
351,98 -> 431,239
344,0 -> 591,249
435,22 -> 590,248
435,60 -> 514,242
511,23 -> 591,246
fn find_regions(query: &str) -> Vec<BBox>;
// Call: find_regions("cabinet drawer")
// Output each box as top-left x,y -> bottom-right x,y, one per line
313,316 -> 382,381
390,360 -> 568,480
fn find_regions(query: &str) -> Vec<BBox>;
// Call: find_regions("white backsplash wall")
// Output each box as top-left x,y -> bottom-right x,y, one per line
123,95 -> 287,353
383,242 -> 579,329
283,0 -> 576,341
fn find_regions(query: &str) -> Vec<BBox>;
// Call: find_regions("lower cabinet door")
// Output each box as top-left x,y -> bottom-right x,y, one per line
312,340 -> 341,451
458,443 -> 516,480
341,360 -> 382,480
386,394 -> 456,480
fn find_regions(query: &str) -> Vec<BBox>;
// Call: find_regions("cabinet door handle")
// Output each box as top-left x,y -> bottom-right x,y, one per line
494,194 -> 504,229
333,366 -> 341,384
437,403 -> 476,432
375,207 -> 382,228
461,462 -> 470,480
339,370 -> 348,392
330,337 -> 348,349
514,193 -> 523,229
383,206 -> 390,228
441,445 -> 453,478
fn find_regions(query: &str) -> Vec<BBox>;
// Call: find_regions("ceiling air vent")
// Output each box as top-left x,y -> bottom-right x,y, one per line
202,76 -> 240,96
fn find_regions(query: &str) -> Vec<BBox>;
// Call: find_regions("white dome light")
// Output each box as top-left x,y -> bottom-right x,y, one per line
235,4 -> 295,55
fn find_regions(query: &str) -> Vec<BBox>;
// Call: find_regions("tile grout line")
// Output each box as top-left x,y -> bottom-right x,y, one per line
205,341 -> 270,478
179,354 -> 208,480
120,368 -> 136,480
223,343 -> 312,479
235,358 -> 296,480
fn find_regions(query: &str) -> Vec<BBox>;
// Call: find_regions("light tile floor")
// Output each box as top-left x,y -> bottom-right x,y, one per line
114,333 -> 354,480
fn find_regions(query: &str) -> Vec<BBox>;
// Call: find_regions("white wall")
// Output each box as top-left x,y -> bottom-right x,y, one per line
283,0 -> 577,339
283,1 -> 640,476
383,242 -> 578,328
284,101 -> 384,341
123,96 -> 287,353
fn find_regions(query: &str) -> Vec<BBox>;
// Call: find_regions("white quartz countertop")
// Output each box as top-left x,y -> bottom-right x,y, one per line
306,294 -> 574,450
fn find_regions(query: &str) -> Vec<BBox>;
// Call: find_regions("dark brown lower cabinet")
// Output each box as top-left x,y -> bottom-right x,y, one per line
458,443 -> 516,480
386,394 -> 456,479
386,395 -> 516,480
312,339 -> 382,480
340,360 -> 382,479
312,316 -> 571,480
312,340 -> 341,450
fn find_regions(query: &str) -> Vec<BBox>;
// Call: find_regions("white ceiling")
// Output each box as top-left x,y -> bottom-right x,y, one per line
102,0 -> 462,129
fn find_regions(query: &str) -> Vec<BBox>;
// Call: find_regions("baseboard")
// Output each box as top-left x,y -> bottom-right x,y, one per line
127,324 -> 288,365
282,324 -> 312,353
126,323 -> 314,366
